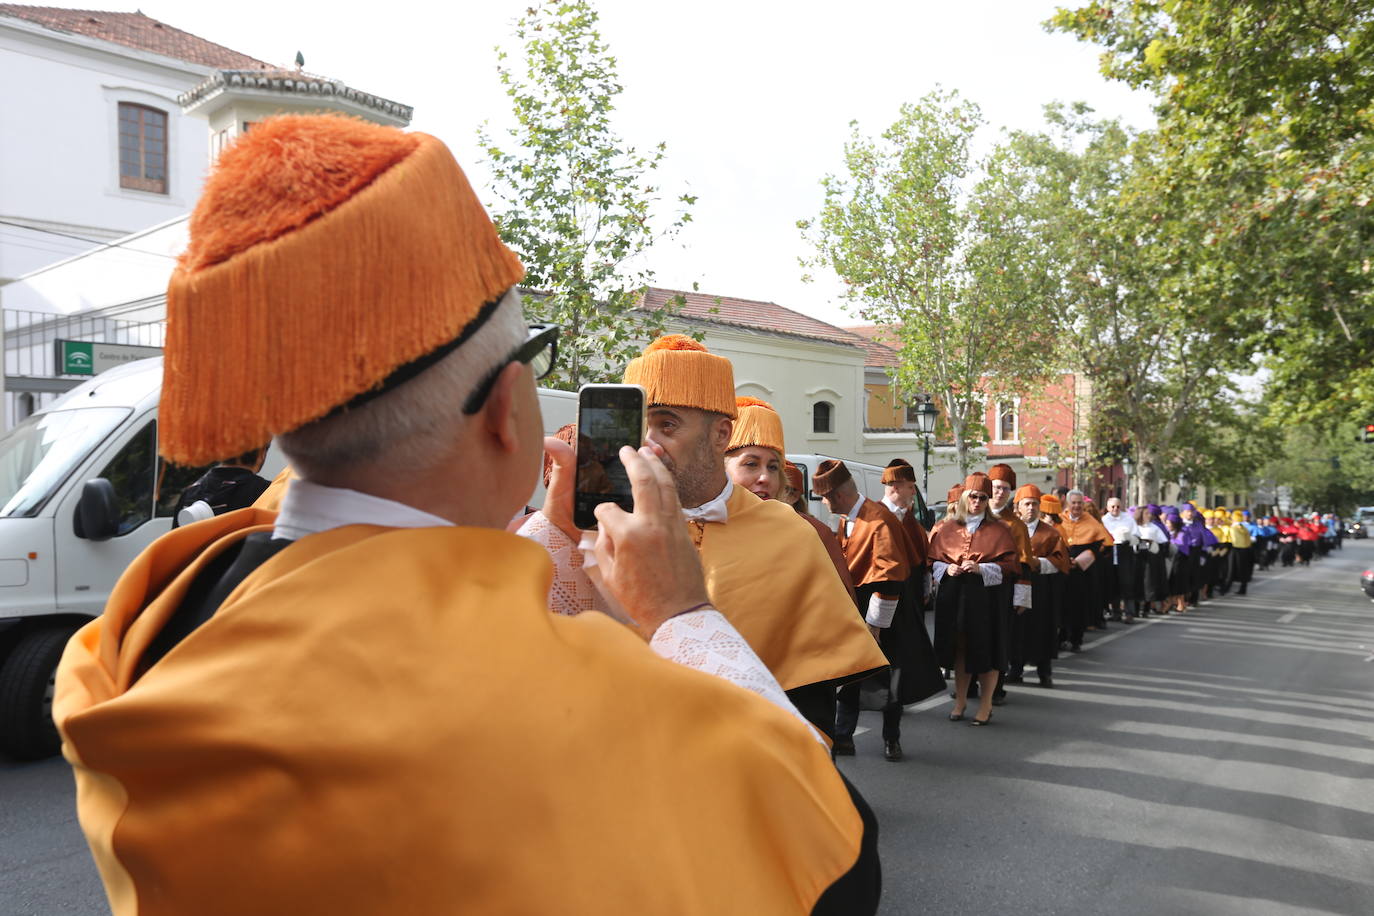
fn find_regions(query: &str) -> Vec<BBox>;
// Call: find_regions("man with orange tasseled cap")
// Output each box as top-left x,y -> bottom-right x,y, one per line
1011,484 -> 1070,687
927,473 -> 1020,725
814,459 -> 946,761
985,463 -> 1035,704
1056,488 -> 1113,652
526,338 -> 888,744
53,116 -> 881,915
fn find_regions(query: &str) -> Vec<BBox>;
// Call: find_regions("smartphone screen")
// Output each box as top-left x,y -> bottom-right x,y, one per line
574,384 -> 645,529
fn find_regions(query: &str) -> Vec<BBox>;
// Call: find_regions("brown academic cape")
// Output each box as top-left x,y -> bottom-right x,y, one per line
995,503 -> 1036,578
927,516 -> 1020,673
55,510 -> 869,916
1054,513 -> 1111,638
693,487 -> 888,691
835,498 -> 910,593
1056,513 -> 1112,550
897,510 -> 929,569
836,499 -> 944,704
800,511 -> 859,606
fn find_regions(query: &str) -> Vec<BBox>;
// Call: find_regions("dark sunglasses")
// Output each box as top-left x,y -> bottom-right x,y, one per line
966,493 -> 988,501
462,324 -> 560,414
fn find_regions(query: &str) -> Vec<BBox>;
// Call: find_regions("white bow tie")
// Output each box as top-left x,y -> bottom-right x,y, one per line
681,481 -> 732,524
682,502 -> 729,524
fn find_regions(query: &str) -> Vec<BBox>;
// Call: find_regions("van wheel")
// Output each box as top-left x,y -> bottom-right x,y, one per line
0,625 -> 77,760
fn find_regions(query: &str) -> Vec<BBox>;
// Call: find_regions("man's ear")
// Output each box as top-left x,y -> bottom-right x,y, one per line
481,361 -> 526,454
711,415 -> 734,454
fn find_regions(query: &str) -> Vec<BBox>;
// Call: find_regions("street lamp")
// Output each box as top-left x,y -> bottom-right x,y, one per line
1121,454 -> 1134,504
915,395 -> 938,494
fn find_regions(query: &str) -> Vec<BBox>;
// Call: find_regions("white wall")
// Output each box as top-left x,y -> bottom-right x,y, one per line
0,18 -> 213,283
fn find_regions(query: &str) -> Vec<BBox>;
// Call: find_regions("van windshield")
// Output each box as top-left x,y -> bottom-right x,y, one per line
0,408 -> 131,518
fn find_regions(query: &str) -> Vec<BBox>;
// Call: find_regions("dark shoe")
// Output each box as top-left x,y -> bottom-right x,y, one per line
1069,643 -> 1082,653
883,739 -> 903,761
1005,672 -> 1025,684
832,736 -> 855,756
1038,676 -> 1055,688
1123,615 -> 1136,625
948,711 -> 965,721
992,693 -> 1007,706
970,712 -> 993,727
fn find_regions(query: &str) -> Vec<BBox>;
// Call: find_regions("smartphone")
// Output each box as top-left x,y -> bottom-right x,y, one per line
573,384 -> 646,530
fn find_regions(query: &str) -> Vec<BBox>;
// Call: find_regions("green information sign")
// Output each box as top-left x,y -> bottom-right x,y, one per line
58,340 -> 95,376
55,339 -> 162,377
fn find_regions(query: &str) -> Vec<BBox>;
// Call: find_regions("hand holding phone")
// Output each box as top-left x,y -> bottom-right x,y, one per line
574,384 -> 646,530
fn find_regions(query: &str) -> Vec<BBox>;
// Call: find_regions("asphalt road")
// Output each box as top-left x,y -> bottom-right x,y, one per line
3,541 -> 1372,915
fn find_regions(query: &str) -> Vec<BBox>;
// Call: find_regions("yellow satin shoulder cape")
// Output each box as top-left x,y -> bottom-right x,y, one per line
55,510 -> 864,916
699,487 -> 888,691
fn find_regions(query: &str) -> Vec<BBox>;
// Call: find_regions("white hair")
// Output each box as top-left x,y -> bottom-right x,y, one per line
1066,488 -> 1086,500
280,289 -> 527,479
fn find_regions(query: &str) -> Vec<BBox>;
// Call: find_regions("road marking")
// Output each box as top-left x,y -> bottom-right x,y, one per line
1277,605 -> 1312,624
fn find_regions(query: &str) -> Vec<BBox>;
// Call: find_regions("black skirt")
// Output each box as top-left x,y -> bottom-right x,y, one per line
1164,545 -> 1190,595
1142,547 -> 1167,601
1231,546 -> 1254,584
934,572 -> 1006,675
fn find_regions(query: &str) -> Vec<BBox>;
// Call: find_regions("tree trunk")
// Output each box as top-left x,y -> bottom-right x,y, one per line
1137,451 -> 1161,505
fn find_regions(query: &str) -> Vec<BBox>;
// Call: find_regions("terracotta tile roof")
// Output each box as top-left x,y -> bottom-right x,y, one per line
0,5 -> 270,69
640,287 -> 872,350
840,324 -> 902,369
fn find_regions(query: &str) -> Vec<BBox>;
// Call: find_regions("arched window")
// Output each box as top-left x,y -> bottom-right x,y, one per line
813,400 -> 833,434
118,103 -> 168,194
996,401 -> 1019,442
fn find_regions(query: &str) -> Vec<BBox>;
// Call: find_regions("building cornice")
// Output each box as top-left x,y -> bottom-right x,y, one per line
178,69 -> 413,124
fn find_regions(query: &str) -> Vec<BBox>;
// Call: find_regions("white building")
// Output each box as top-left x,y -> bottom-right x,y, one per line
0,5 -> 273,284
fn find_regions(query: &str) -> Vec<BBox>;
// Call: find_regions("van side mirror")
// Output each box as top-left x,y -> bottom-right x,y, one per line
74,479 -> 120,541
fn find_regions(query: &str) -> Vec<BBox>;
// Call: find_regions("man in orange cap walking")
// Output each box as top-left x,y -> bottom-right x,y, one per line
1012,485 -> 1070,687
814,460 -> 946,761
53,116 -> 880,915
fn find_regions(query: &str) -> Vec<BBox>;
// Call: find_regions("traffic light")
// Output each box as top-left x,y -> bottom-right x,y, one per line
1364,424 -> 1374,443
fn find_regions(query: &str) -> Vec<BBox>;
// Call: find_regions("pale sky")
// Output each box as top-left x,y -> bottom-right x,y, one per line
145,0 -> 1157,327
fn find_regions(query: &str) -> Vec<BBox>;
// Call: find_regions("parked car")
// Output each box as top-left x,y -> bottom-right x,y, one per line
1362,568 -> 1374,600
1347,520 -> 1368,539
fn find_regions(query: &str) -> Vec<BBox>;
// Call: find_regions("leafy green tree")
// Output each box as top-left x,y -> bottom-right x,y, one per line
991,104 -> 1263,504
1256,421 -> 1374,514
1048,1 -> 1374,423
478,1 -> 696,388
800,89 -> 1054,474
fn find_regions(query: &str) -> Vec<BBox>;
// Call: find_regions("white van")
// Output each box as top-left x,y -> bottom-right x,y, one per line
786,453 -> 933,530
0,358 -> 576,760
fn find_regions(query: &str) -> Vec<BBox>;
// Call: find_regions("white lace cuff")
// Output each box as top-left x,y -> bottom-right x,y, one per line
932,560 -> 949,585
1038,557 -> 1059,575
1013,582 -> 1032,608
650,610 -> 823,744
978,562 -> 1004,586
865,593 -> 898,628
516,511 -> 610,618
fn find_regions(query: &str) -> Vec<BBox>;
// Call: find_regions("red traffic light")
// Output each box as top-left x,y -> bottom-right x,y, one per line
1365,424 -> 1374,442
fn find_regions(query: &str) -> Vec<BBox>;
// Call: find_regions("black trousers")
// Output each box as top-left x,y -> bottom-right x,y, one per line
836,668 -> 902,741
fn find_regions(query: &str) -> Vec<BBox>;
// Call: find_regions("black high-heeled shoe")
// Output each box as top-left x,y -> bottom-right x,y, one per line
969,712 -> 993,727
948,710 -> 965,721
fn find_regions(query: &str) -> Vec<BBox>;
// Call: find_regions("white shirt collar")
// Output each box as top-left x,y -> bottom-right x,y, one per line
274,478 -> 452,541
682,479 -> 733,524
847,493 -> 867,523
1027,518 -> 1039,536
881,495 -> 907,520
966,510 -> 985,534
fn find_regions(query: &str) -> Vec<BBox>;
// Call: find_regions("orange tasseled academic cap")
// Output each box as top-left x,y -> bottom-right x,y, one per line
622,335 -> 737,418
727,396 -> 784,454
963,472 -> 994,497
160,114 -> 525,465
1015,484 -> 1043,502
988,463 -> 1017,487
881,458 -> 916,485
811,459 -> 852,496
1040,494 -> 1063,514
783,461 -> 805,494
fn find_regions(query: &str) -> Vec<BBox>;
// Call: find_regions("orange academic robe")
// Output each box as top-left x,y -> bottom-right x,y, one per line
691,487 -> 888,691
55,510 -> 869,916
836,498 -> 909,593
